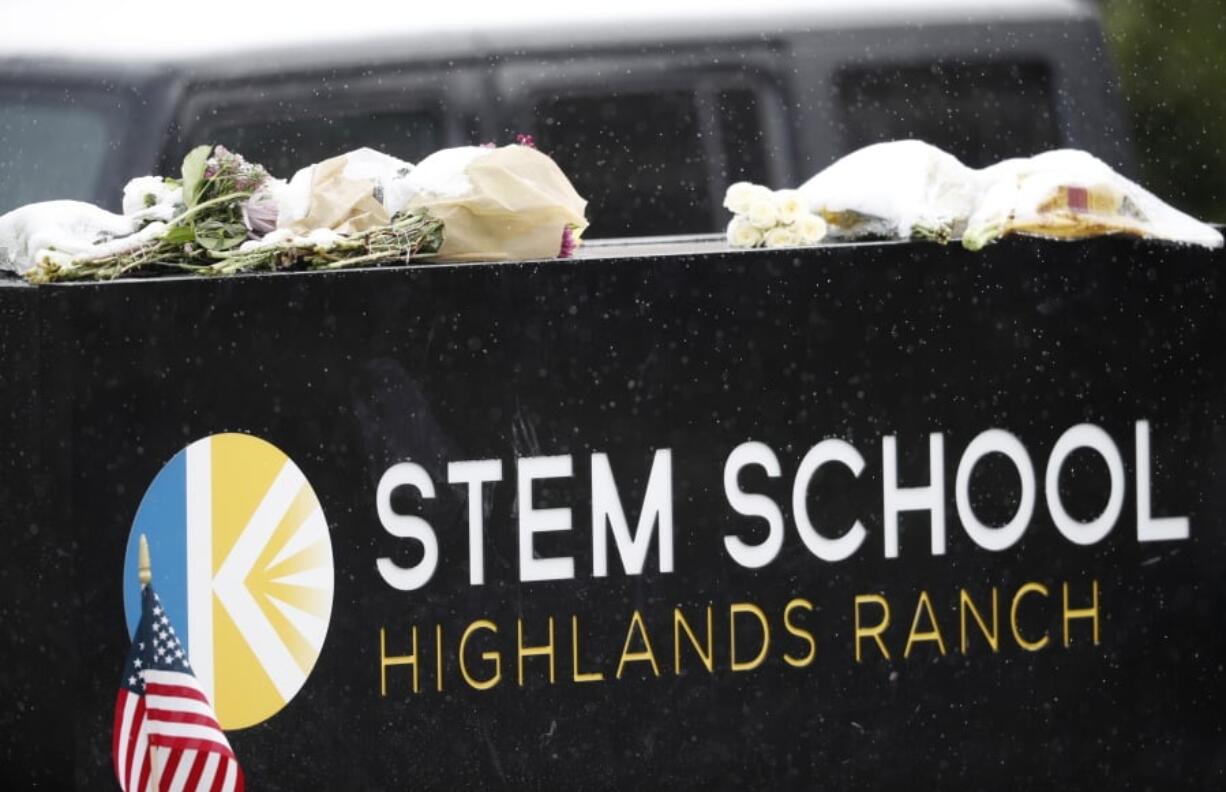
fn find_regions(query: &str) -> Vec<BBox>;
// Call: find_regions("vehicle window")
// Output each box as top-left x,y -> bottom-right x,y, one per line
719,88 -> 771,189
192,108 -> 445,178
0,95 -> 116,215
532,86 -> 772,237
836,61 -> 1060,167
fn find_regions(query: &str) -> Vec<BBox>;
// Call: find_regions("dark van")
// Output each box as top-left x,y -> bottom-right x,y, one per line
0,0 -> 1130,238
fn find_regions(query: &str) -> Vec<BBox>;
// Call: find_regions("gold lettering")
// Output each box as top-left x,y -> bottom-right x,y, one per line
517,617 -> 557,685
1010,582 -> 1050,651
617,610 -> 661,678
1062,580 -> 1100,647
673,606 -> 714,674
380,626 -> 418,696
459,619 -> 502,690
959,588 -> 999,654
904,590 -> 947,658
729,602 -> 770,672
854,594 -> 891,662
782,598 -> 817,668
435,624 -> 444,692
571,615 -> 604,683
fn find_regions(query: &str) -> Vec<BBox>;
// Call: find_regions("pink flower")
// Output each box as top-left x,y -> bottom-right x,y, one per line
559,225 -> 577,258
241,183 -> 279,236
515,134 -> 536,149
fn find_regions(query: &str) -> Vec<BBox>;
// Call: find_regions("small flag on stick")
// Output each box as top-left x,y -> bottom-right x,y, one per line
112,535 -> 245,791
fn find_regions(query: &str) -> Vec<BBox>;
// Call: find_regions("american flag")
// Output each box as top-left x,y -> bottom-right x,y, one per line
112,585 -> 245,792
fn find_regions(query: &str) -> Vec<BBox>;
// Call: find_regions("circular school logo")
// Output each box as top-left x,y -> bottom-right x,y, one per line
123,433 -> 334,730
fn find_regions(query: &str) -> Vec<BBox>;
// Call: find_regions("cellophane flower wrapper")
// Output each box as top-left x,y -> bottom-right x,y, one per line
798,140 -> 981,242
278,148 -> 413,235
15,144 -> 445,282
401,144 -> 589,261
793,140 -> 1222,249
962,149 -> 1224,250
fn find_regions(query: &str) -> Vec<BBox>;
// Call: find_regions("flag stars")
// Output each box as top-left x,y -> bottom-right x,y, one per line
119,586 -> 244,790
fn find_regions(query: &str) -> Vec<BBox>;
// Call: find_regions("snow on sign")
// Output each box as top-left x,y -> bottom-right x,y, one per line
1,235 -> 1224,788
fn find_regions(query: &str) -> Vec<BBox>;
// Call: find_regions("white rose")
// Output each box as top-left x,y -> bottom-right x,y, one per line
723,181 -> 773,214
122,176 -> 181,218
747,197 -> 780,230
795,213 -> 828,244
773,190 -> 806,225
723,181 -> 756,214
726,216 -> 764,248
764,225 -> 800,248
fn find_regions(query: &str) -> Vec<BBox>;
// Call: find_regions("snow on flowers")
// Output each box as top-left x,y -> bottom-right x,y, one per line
0,140 -> 588,282
723,140 -> 1222,251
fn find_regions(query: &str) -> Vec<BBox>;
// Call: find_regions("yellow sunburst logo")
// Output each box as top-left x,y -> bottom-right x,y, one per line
126,433 -> 334,730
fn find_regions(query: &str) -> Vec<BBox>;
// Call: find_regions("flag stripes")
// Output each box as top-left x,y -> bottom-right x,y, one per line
113,586 -> 244,792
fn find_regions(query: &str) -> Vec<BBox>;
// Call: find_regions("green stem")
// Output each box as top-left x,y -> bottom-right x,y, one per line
206,248 -> 248,260
311,249 -> 436,270
163,191 -> 252,233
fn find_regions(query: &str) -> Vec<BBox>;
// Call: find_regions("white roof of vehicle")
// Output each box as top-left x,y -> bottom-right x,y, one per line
2,0 -> 1094,64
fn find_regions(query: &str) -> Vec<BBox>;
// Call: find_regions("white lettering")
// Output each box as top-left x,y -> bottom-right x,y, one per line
722,442 -> 785,568
375,462 -> 438,591
447,459 -> 504,585
517,455 -> 576,582
1045,423 -> 1124,545
792,439 -> 867,561
1135,420 -> 1190,542
591,450 -> 674,577
883,433 -> 946,558
956,429 -> 1036,551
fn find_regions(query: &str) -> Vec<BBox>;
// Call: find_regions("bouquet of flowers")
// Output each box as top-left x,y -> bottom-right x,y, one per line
2,138 -> 587,283
725,140 -> 1223,251
17,146 -> 444,283
722,182 -> 827,249
961,148 -> 1224,250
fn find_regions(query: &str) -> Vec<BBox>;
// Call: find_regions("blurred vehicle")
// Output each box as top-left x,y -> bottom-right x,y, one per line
0,0 -> 1131,237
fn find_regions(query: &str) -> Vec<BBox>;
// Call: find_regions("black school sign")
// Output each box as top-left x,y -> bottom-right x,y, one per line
1,237 -> 1224,789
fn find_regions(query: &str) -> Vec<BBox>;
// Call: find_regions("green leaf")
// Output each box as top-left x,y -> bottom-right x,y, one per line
181,145 -> 212,209
194,219 -> 247,252
162,224 -> 195,245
